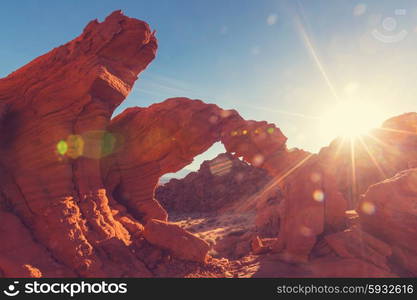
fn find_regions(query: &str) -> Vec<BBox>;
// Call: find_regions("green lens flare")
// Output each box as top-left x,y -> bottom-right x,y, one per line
57,140 -> 68,155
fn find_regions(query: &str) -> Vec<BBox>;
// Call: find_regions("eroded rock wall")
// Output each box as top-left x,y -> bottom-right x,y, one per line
0,10 -> 157,277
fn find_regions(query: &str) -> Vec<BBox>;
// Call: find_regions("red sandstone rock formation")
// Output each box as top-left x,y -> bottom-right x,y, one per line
0,10 -> 236,278
102,98 -> 241,223
0,211 -> 75,277
155,153 -> 271,214
218,113 -> 417,264
144,219 -> 210,263
324,226 -> 392,271
1,9 -> 416,278
150,110 -> 417,275
358,168 -> 417,276
220,120 -> 348,263
0,11 -> 158,277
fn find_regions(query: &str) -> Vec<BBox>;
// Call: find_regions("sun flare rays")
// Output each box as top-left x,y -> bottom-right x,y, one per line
357,136 -> 387,181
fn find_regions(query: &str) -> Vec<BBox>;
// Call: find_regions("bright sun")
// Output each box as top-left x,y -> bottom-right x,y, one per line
319,101 -> 385,140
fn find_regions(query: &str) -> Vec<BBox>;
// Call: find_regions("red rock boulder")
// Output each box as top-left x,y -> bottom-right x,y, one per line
324,226 -> 392,271
144,219 -> 210,263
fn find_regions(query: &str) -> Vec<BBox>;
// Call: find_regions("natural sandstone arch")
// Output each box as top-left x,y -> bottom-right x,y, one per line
102,98 -> 243,223
0,11 -> 249,277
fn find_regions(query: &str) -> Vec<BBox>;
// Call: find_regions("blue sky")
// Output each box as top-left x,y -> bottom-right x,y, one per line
1,0 -> 417,171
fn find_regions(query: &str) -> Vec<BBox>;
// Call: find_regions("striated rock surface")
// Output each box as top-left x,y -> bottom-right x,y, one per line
0,11 -> 157,277
0,211 -> 75,277
358,168 -> 417,275
324,226 -> 392,271
307,257 -> 396,278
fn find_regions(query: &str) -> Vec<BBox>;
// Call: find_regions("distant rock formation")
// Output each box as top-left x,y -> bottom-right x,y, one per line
156,153 -> 271,214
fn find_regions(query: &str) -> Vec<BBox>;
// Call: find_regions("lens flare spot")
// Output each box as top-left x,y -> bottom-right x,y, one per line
209,115 -> 219,124
353,4 -> 367,16
300,226 -> 313,237
251,46 -> 261,56
344,81 -> 359,94
361,201 -> 376,215
253,154 -> 264,166
101,132 -> 116,158
266,14 -> 278,26
235,172 -> 244,182
57,140 -> 68,155
66,134 -> 84,159
310,172 -> 322,183
313,189 -> 325,202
